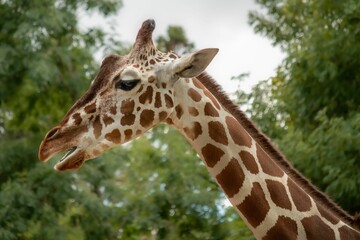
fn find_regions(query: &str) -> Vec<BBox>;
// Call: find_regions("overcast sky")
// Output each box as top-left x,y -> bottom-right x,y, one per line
81,0 -> 284,93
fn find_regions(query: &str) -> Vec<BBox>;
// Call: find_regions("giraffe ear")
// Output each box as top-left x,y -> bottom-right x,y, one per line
175,48 -> 219,78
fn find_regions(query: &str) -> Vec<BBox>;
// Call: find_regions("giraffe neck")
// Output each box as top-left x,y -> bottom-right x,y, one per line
168,74 -> 360,239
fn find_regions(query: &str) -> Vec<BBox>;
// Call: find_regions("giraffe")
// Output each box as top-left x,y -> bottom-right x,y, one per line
38,19 -> 360,239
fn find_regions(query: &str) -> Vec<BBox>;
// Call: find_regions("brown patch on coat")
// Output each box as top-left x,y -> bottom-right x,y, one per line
204,102 -> 219,117
99,89 -> 108,96
124,129 -> 132,141
92,149 -> 100,156
239,151 -> 259,174
188,88 -> 202,102
183,122 -> 202,141
121,99 -> 135,114
263,216 -> 298,240
216,158 -> 245,198
105,129 -> 121,144
84,102 -> 96,114
140,109 -> 155,128
188,107 -> 199,116
208,121 -> 228,145
148,76 -> 156,83
164,94 -> 173,108
136,84 -> 144,93
338,225 -> 360,239
154,92 -> 162,108
288,178 -> 312,212
316,202 -> 340,225
301,216 -> 336,240
159,111 -> 167,121
165,118 -> 173,125
72,113 -> 82,125
120,99 -> 136,126
110,105 -> 117,115
225,116 -> 252,148
192,78 -> 205,90
237,182 -> 270,228
175,105 -> 183,119
257,144 -> 284,177
265,179 -> 292,210
121,114 -> 136,126
203,89 -> 220,109
101,144 -> 109,151
201,143 -> 225,168
139,86 -> 153,104
93,115 -> 102,139
102,115 -> 114,127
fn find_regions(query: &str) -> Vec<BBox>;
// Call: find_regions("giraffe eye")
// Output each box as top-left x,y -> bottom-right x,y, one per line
115,79 -> 140,91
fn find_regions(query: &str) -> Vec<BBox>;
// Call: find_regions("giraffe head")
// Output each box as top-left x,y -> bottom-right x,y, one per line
38,19 -> 218,171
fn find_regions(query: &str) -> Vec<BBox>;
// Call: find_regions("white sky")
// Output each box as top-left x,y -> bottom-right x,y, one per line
81,0 -> 284,93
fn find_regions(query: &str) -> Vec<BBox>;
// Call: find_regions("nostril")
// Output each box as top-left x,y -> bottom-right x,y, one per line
46,127 -> 60,140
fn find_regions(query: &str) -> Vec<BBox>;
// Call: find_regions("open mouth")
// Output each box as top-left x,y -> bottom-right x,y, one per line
54,146 -> 85,171
60,147 -> 77,162
38,138 -> 86,171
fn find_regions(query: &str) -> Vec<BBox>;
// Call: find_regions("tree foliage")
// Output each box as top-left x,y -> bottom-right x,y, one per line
249,0 -> 360,129
156,26 -> 195,54
243,0 -> 360,214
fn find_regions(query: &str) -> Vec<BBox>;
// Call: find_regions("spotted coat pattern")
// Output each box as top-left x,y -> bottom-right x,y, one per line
168,77 -> 360,239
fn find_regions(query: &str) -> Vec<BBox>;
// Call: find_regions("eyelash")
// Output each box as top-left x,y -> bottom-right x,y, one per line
115,79 -> 140,91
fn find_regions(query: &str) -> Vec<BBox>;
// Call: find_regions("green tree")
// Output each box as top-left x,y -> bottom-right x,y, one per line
244,0 -> 360,214
156,26 -> 195,54
249,0 -> 360,129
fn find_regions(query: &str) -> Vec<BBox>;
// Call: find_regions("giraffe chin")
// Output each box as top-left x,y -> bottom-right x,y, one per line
54,147 -> 86,171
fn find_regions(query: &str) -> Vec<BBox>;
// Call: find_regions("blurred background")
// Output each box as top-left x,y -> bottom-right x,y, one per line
1,0 -> 359,239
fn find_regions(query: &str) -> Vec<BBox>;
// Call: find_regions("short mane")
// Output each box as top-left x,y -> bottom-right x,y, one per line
196,72 -> 360,230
